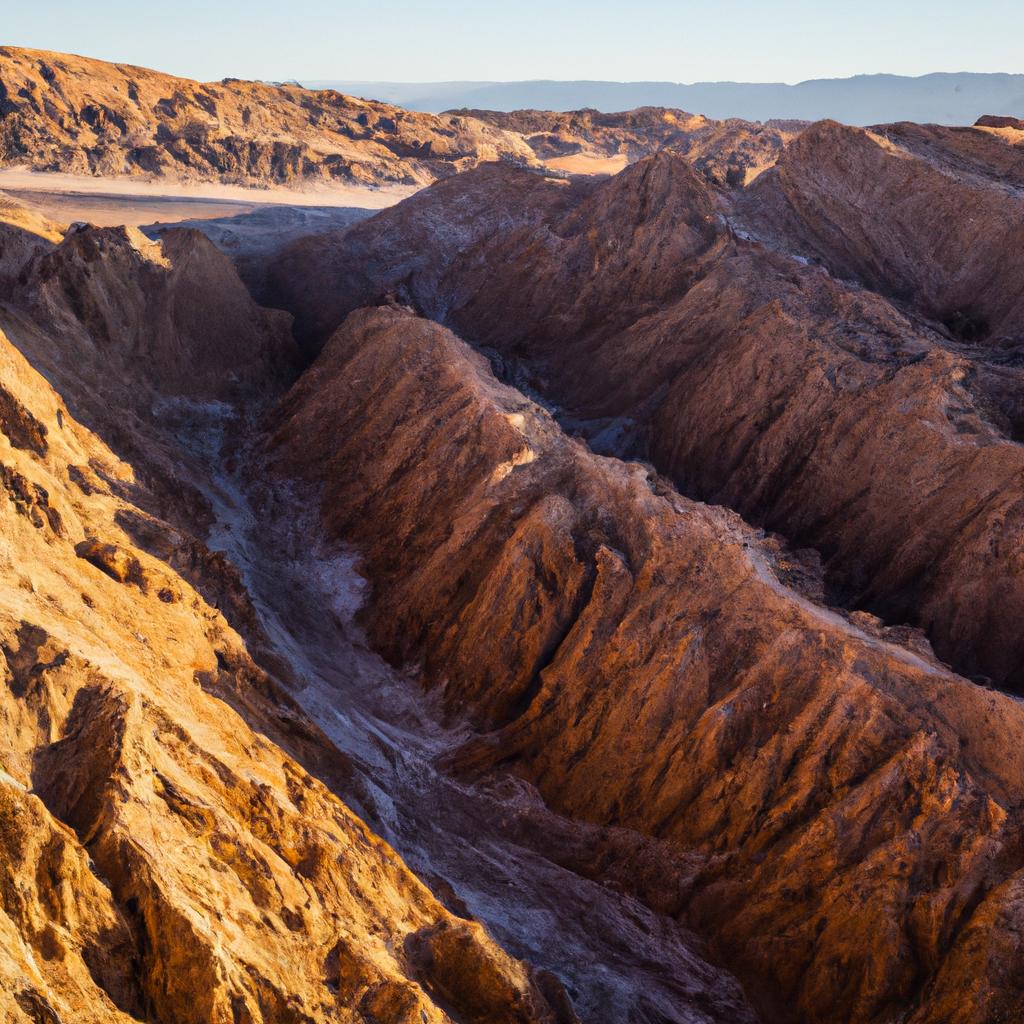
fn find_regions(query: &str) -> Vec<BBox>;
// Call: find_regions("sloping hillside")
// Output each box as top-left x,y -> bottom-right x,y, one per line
0,46 -> 538,187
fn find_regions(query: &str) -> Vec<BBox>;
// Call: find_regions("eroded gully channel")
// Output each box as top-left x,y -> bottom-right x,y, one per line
156,398 -> 761,1024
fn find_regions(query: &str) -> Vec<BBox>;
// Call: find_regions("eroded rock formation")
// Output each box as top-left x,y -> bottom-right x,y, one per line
266,129 -> 1024,692
0,318 -> 589,1023
456,106 -> 805,185
740,119 -> 1024,342
5,61 -> 1024,1024
0,47 -> 811,195
0,190 -> 62,291
0,46 -> 538,187
0,187 -> 756,1023
268,304 -> 1024,1024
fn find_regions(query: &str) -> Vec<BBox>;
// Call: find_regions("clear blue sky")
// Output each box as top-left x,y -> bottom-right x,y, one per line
5,0 -> 1023,84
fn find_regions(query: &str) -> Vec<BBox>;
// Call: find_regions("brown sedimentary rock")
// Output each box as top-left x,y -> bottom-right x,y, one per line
14,223 -> 296,401
975,114 -> 1024,130
268,141 -> 1024,690
0,310 -> 574,1024
0,46 -> 538,188
1,164 -> 747,1022
265,160 -> 590,354
0,191 -> 62,294
269,304 -> 1024,1024
740,119 -> 1024,342
266,152 -> 727,355
0,218 -> 298,539
458,106 -> 805,186
6,60 -> 1024,1024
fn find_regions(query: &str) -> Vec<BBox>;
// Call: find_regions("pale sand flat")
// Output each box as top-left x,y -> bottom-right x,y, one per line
543,152 -> 630,175
0,169 -> 418,226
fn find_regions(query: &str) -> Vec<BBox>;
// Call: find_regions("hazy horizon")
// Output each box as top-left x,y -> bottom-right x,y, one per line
304,70 -> 1024,87
4,0 -> 1023,85
300,73 -> 1024,126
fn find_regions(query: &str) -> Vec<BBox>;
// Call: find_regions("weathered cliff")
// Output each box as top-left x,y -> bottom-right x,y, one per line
268,304 -> 1024,1024
266,139 -> 1024,690
0,314 -> 588,1023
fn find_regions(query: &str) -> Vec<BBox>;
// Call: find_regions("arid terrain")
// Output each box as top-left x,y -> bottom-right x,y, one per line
3,44 -> 1024,1024
0,48 -> 809,193
454,107 -> 806,186
0,46 -> 538,187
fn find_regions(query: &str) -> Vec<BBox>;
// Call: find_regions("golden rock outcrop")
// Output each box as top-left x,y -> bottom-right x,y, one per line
0,197 -> 588,1024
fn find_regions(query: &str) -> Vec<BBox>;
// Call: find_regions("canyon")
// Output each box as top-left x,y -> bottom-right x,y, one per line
4,44 -> 1024,1024
267,117 -> 1024,692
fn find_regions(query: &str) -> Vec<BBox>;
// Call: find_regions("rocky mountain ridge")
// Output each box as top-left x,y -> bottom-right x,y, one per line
266,117 -> 1024,693
0,46 -> 538,187
451,108 -> 806,186
307,73 -> 1024,125
0,46 -> 811,191
268,301 -> 1024,1024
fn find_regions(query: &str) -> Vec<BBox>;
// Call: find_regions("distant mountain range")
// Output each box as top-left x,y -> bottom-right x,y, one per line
302,73 -> 1024,125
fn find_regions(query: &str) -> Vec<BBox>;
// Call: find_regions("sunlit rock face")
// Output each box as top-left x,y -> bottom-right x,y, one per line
0,194 -> 573,1024
454,106 -> 806,186
0,46 -> 807,193
268,304 -> 1024,1024
0,45 -> 539,187
0,187 -> 754,1024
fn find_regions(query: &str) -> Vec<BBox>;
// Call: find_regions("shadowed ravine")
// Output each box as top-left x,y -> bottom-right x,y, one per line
170,400 -> 760,1024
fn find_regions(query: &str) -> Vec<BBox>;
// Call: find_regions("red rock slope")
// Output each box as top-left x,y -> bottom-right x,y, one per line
0,188 -> 756,1024
269,303 -> 1024,1024
0,312 -> 587,1024
266,137 -> 1024,692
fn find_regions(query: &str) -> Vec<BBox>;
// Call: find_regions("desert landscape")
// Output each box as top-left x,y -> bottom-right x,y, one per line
2,18 -> 1024,1024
